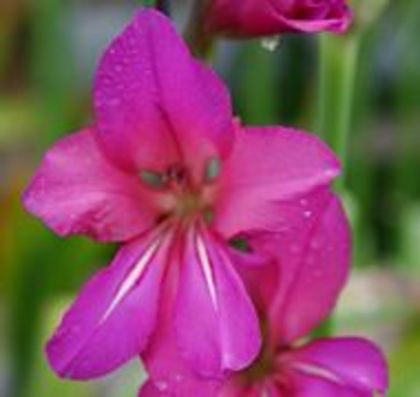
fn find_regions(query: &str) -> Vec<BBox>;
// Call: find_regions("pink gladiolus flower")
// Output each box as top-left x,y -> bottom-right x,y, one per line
24,9 -> 342,381
205,0 -> 353,37
140,191 -> 389,396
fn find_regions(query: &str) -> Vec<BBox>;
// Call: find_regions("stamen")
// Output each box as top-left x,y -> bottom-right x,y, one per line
140,170 -> 167,189
205,157 -> 221,183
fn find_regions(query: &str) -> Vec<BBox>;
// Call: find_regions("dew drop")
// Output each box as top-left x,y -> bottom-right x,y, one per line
261,35 -> 281,51
303,210 -> 312,219
155,380 -> 168,391
299,198 -> 308,206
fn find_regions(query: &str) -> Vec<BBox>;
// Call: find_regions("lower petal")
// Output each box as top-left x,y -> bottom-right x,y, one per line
174,225 -> 261,376
284,337 -> 389,396
47,228 -> 171,379
140,288 -> 221,397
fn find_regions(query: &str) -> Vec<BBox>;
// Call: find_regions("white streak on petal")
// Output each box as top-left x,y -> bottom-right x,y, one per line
292,362 -> 344,385
100,234 -> 163,323
196,232 -> 218,310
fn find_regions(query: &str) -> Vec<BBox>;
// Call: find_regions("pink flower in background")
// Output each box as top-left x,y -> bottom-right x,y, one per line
205,0 -> 353,37
140,190 -> 389,397
24,9 -> 342,383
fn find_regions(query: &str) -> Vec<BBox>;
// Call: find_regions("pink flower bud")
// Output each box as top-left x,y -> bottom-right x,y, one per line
205,0 -> 354,37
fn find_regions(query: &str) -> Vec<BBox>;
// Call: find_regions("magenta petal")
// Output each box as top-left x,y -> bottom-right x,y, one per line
250,190 -> 351,343
215,126 -> 341,238
47,229 -> 170,379
229,247 -> 279,316
174,225 -> 261,376
94,9 -> 234,174
139,374 -> 219,397
23,129 -> 158,242
291,374 -> 359,397
286,338 -> 389,396
140,256 -> 222,397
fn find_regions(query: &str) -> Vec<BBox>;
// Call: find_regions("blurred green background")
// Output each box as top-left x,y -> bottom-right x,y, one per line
0,1 -> 419,396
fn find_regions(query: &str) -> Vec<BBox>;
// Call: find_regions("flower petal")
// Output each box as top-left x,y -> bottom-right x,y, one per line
251,189 -> 351,343
139,249 -> 222,397
285,337 -> 389,396
174,225 -> 261,376
94,9 -> 234,176
138,372 -> 219,397
46,228 -> 171,379
215,126 -> 341,238
23,129 -> 159,242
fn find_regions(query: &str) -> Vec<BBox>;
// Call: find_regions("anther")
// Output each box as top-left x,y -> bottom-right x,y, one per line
140,170 -> 167,189
205,157 -> 221,183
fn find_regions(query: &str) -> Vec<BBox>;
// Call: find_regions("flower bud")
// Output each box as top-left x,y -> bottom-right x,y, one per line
205,0 -> 354,38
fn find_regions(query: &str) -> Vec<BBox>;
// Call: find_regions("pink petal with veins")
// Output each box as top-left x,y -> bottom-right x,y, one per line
215,126 -> 341,238
94,10 -> 234,176
174,225 -> 261,376
47,228 -> 171,379
23,128 -> 159,242
252,190 -> 351,344
285,337 -> 389,396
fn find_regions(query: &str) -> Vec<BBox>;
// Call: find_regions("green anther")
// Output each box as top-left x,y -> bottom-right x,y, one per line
205,158 -> 221,182
140,170 -> 166,189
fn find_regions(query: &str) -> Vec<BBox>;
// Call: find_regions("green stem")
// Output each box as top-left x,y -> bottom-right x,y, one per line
317,33 -> 361,191
156,0 -> 171,16
314,33 -> 361,338
184,0 -> 215,60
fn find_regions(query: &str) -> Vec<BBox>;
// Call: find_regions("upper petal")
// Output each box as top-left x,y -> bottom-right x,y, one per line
23,128 -> 158,242
284,337 -> 389,396
252,189 -> 351,344
94,9 -> 234,177
215,126 -> 341,238
46,227 -> 171,379
174,224 -> 261,377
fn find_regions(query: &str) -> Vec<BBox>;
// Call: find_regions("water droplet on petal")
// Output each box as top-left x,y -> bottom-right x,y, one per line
300,198 -> 308,206
155,380 -> 168,391
303,210 -> 312,219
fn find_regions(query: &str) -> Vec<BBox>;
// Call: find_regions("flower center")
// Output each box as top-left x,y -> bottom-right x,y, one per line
139,158 -> 221,223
